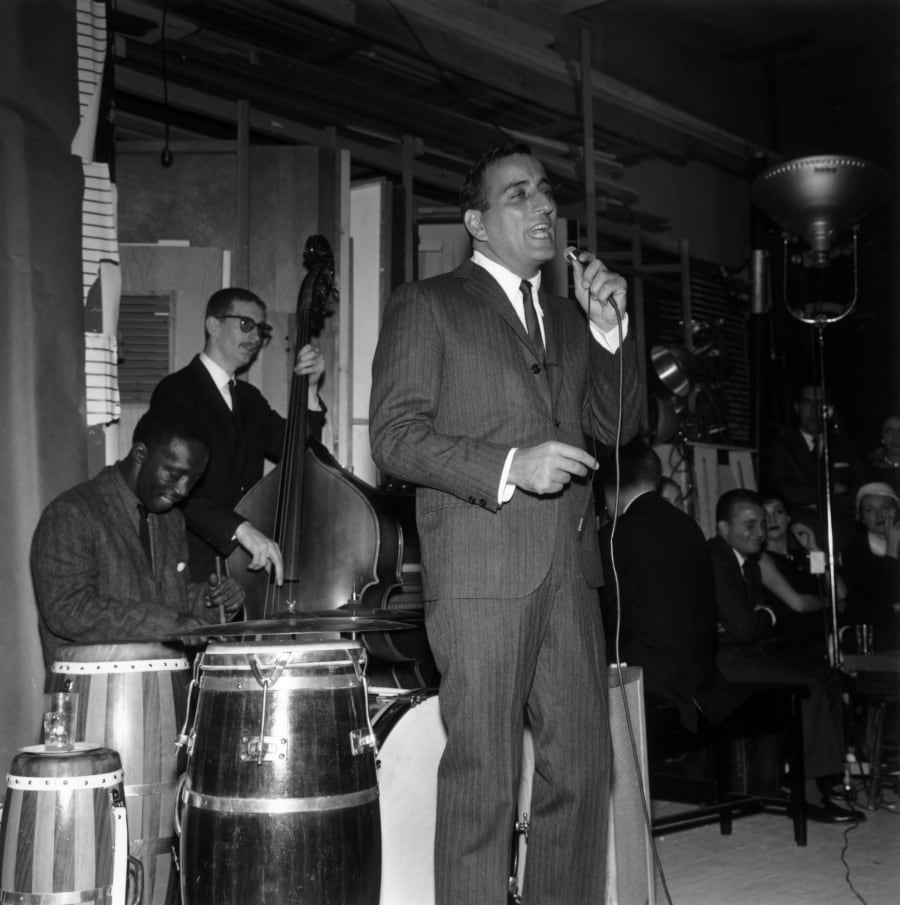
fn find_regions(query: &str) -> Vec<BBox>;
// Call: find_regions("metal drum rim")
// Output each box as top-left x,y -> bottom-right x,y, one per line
203,640 -> 362,656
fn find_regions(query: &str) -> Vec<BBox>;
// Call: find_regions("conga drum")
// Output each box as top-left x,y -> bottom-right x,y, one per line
0,744 -> 138,905
48,642 -> 191,905
179,640 -> 380,905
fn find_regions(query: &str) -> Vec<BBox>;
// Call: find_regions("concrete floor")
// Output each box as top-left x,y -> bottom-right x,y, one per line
651,785 -> 900,905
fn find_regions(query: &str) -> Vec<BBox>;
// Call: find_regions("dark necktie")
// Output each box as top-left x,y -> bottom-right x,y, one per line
224,378 -> 236,412
741,557 -> 761,605
137,503 -> 153,569
520,279 -> 545,362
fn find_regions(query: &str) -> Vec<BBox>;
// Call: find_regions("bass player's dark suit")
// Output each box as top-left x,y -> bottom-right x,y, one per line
151,355 -> 323,581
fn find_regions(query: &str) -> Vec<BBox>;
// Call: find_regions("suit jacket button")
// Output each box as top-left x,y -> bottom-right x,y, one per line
554,419 -> 561,428
478,498 -> 486,507
531,364 -> 541,375
467,495 -> 476,504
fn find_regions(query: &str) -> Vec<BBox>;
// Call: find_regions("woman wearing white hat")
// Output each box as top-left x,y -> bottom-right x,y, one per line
841,482 -> 900,651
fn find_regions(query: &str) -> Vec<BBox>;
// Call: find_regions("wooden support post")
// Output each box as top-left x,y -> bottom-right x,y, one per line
235,98 -> 251,287
630,225 -> 649,430
579,27 -> 597,251
402,135 -> 416,283
680,237 -> 692,348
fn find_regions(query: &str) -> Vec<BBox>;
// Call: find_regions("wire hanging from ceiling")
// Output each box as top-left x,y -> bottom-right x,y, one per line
160,0 -> 173,167
385,0 -> 511,146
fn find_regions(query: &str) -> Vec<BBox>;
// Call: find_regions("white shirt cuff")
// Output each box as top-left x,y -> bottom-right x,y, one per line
499,448 -> 517,504
591,312 -> 629,352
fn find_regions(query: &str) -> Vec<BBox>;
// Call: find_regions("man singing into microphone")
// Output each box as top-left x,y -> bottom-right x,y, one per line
370,143 -> 643,905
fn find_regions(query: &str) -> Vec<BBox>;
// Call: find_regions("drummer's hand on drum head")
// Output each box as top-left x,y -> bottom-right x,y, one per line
234,521 -> 285,585
205,574 -> 245,617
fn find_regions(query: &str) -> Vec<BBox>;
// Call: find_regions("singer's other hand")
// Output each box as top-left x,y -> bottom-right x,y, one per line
508,441 -> 598,495
568,251 -> 628,329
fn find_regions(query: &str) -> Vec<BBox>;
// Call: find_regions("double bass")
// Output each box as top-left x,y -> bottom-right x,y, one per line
227,236 -> 404,620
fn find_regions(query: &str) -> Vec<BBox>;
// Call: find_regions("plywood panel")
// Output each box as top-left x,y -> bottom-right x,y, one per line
350,178 -> 391,484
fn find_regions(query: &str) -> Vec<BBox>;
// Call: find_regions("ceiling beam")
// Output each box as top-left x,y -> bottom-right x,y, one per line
288,0 -> 770,168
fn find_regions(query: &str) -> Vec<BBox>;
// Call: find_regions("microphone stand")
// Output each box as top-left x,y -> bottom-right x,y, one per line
780,228 -> 860,670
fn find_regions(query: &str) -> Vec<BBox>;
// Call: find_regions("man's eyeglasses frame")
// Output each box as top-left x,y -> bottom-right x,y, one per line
215,315 -> 273,345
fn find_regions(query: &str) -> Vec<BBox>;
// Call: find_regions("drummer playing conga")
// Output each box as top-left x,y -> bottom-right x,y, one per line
30,406 -> 245,668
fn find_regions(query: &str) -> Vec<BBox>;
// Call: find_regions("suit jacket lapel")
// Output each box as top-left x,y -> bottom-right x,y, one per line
96,467 -> 152,571
458,262 -> 553,409
189,356 -> 239,426
538,288 -> 563,413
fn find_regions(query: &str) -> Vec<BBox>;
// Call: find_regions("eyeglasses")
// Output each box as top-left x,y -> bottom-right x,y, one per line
215,315 -> 273,345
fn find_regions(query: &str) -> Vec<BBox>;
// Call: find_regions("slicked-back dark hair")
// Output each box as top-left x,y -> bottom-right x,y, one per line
133,406 -> 209,454
715,488 -> 763,525
604,438 -> 662,491
204,287 -> 267,319
459,143 -> 534,217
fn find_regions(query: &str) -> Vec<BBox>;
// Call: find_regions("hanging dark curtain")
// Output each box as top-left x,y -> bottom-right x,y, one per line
0,0 -> 87,765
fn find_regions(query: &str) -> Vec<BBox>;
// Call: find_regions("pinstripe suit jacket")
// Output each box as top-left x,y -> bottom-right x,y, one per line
30,465 -> 213,667
369,260 -> 642,601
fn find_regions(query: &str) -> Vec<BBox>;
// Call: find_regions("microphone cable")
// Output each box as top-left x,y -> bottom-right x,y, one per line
572,248 -> 676,905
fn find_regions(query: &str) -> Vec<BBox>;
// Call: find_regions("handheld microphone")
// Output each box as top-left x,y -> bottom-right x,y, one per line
564,246 -> 588,266
565,246 -> 622,316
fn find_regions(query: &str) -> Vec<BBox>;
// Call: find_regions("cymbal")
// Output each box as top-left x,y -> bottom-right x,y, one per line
166,612 -> 415,645
308,606 -> 424,623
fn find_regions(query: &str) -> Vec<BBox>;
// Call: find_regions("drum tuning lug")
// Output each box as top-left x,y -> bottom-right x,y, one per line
170,845 -> 180,873
350,728 -> 377,756
239,735 -> 287,763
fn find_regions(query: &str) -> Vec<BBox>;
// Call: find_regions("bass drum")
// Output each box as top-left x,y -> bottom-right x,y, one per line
372,691 -> 533,905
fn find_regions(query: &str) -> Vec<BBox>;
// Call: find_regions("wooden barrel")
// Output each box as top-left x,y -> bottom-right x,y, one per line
180,640 -> 380,905
0,745 -> 128,904
49,642 -> 191,905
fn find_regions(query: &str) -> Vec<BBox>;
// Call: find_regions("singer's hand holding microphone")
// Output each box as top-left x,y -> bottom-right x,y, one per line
506,245 -> 624,497
565,246 -> 627,329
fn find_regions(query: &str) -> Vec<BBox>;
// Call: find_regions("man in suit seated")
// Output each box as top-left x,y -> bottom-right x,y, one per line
31,407 -> 244,668
709,488 -> 863,823
599,440 -> 720,731
151,287 -> 325,583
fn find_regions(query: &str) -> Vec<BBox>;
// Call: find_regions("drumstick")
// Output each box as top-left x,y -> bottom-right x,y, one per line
215,557 -> 226,624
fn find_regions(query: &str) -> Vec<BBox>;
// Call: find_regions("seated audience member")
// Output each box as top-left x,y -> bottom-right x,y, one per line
709,488 -> 863,823
865,413 -> 900,496
841,482 -> 900,650
658,475 -> 685,509
762,383 -> 865,551
760,490 -> 842,665
599,442 -> 721,731
31,407 -> 245,667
